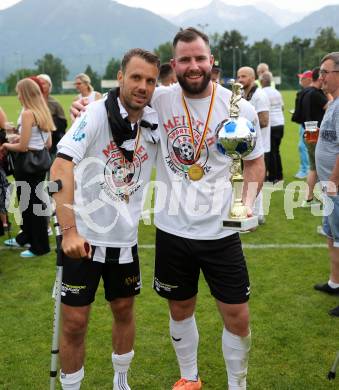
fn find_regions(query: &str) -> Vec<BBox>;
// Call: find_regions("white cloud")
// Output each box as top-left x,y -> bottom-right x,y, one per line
1,0 -> 338,14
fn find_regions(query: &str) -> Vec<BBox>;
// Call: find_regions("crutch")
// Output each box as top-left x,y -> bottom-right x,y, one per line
328,351 -> 339,380
48,180 -> 90,389
48,179 -> 63,390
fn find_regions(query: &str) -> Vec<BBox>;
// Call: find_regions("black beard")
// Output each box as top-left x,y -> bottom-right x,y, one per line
177,71 -> 211,95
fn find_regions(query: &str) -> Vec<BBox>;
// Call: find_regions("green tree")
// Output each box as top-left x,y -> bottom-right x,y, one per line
103,58 -> 121,80
154,41 -> 173,64
281,37 -> 312,88
313,27 -> 339,63
35,53 -> 69,93
218,30 -> 248,78
5,68 -> 37,94
209,32 -> 222,62
84,65 -> 101,91
247,39 -> 274,70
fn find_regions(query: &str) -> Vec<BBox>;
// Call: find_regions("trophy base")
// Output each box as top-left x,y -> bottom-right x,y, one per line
222,216 -> 258,232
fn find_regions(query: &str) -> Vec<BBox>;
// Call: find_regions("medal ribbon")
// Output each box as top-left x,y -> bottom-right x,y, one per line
121,125 -> 141,194
122,124 -> 141,161
181,82 -> 216,163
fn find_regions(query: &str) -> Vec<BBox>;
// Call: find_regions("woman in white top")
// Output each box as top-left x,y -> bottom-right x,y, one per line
2,78 -> 55,257
74,73 -> 102,103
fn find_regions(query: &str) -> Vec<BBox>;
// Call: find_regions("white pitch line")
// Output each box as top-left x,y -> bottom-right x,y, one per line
138,244 -> 328,249
0,243 -> 327,252
241,243 -> 327,249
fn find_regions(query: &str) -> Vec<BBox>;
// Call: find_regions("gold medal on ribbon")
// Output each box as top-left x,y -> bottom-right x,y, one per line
181,82 -> 216,181
123,192 -> 130,203
188,164 -> 204,181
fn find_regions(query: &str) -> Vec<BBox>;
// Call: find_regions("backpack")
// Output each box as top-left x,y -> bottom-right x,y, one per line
291,88 -> 310,124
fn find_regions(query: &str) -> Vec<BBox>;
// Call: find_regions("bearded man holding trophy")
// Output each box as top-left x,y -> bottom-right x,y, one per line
69,28 -> 265,390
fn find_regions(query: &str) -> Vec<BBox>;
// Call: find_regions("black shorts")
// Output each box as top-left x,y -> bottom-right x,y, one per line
61,244 -> 141,306
153,229 -> 250,304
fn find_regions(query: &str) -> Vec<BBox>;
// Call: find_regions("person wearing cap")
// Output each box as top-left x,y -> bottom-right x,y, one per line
292,70 -> 313,179
37,74 -> 67,160
299,68 -> 329,207
211,61 -> 221,83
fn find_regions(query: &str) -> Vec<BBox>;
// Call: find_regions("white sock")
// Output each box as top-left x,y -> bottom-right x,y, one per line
60,366 -> 84,390
112,350 -> 134,390
328,280 -> 339,288
169,314 -> 199,381
222,328 -> 251,390
253,190 -> 264,216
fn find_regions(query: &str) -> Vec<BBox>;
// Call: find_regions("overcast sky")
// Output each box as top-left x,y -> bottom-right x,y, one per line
1,0 -> 338,15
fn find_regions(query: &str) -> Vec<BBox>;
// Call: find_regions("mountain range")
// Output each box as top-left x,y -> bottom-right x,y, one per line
273,5 -> 339,43
0,0 -> 177,79
169,0 -> 281,42
253,2 -> 306,27
0,0 -> 338,80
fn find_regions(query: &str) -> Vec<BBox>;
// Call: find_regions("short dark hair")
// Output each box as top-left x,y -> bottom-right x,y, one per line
320,52 -> 339,68
312,67 -> 320,81
173,27 -> 209,51
121,48 -> 160,73
159,63 -> 174,81
259,71 -> 273,86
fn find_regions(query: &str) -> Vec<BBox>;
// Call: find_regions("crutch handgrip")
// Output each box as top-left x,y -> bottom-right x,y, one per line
47,180 -> 63,196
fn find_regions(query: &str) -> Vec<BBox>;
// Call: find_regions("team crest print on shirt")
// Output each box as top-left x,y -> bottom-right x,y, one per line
101,139 -> 147,202
73,115 -> 87,141
164,116 -> 212,179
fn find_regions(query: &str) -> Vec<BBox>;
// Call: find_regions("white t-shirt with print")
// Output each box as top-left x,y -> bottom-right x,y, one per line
151,83 -> 264,240
249,88 -> 271,152
57,98 -> 158,248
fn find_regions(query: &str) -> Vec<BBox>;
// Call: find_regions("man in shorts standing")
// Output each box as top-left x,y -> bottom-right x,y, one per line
51,48 -> 159,390
151,28 -> 265,389
314,52 -> 339,317
71,29 -> 265,389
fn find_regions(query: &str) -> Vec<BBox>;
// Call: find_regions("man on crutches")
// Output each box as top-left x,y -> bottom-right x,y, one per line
50,48 -> 160,390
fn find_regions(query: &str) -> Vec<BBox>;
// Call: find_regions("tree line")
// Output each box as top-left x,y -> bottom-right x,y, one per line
4,27 -> 339,93
155,27 -> 339,89
4,55 -> 121,94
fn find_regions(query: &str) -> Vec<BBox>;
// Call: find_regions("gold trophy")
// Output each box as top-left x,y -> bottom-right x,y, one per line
216,82 -> 258,231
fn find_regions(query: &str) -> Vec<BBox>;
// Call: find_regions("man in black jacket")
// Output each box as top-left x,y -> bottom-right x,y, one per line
300,67 -> 329,207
